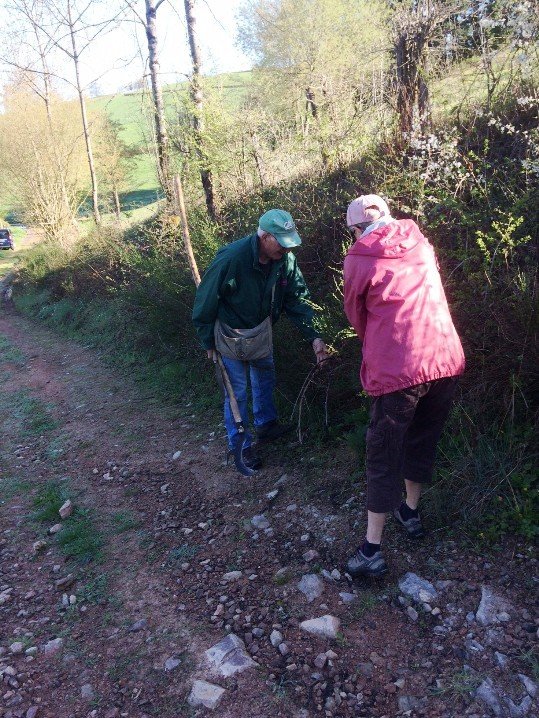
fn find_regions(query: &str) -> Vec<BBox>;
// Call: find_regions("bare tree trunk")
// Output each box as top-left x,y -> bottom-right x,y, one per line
145,0 -> 171,200
113,188 -> 121,219
183,0 -> 219,223
67,0 -> 100,224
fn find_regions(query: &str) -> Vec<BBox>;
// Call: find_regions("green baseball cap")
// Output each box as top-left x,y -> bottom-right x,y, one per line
259,209 -> 302,248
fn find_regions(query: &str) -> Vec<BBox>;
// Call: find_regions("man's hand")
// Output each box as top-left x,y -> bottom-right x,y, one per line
312,338 -> 330,366
206,349 -> 218,362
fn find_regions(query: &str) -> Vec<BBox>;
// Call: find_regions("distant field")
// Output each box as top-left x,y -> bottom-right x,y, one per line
91,70 -> 254,195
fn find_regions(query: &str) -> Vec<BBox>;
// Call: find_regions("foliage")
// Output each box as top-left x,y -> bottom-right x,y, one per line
0,87 -> 88,244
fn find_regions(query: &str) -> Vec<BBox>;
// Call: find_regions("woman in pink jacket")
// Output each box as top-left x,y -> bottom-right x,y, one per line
343,194 -> 465,577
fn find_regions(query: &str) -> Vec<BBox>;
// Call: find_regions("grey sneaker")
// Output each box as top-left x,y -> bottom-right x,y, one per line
393,504 -> 425,539
346,547 -> 388,578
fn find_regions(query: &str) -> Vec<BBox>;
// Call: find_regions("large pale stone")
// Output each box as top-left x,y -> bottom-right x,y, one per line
205,634 -> 256,677
299,615 -> 341,639
188,680 -> 225,710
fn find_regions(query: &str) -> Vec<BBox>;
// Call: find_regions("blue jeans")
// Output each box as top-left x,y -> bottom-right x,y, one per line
220,354 -> 277,449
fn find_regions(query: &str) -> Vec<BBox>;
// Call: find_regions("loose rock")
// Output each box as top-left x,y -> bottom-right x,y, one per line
188,680 -> 225,710
298,574 -> 324,603
299,615 -> 341,639
398,572 -> 437,603
476,586 -> 513,626
205,634 -> 257,677
59,500 -> 73,519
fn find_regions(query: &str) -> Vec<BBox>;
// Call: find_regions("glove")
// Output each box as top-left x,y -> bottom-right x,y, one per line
312,338 -> 330,366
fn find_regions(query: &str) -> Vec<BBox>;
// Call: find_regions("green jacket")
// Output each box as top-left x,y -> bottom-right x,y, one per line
192,234 -> 320,350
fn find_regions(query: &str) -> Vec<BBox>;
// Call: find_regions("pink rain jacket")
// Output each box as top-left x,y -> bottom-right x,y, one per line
343,219 -> 465,396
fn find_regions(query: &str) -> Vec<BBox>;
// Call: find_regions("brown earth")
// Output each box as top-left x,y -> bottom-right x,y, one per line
0,310 -> 537,718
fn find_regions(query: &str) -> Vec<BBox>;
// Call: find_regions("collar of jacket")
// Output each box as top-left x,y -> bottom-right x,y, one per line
250,234 -> 286,272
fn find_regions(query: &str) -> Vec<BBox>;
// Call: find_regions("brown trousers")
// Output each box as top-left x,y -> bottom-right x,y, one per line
365,377 -> 458,513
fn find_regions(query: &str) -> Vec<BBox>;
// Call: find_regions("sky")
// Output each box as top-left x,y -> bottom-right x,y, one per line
1,0 -> 253,98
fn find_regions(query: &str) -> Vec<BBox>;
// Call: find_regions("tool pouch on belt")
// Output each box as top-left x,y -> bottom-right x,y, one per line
214,316 -> 272,361
214,284 -> 275,361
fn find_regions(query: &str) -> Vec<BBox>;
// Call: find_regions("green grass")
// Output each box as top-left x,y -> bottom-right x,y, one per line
430,670 -> 483,697
32,481 -> 69,522
110,511 -> 141,534
56,509 -> 104,564
0,335 -> 25,365
32,481 -> 104,563
0,474 -> 32,503
10,391 -> 58,435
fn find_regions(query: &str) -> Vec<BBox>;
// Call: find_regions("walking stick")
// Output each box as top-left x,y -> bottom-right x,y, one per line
173,174 -> 254,476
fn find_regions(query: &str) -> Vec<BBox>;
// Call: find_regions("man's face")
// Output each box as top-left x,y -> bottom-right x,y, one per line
259,233 -> 290,262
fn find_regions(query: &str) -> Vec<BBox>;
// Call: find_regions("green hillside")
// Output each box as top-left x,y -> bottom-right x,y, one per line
90,71 -> 254,197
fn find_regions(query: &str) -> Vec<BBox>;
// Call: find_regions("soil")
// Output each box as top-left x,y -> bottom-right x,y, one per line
0,310 -> 537,718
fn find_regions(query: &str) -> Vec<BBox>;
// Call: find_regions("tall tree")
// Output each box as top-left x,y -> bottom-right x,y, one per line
123,0 -> 171,199
391,1 -> 462,142
183,0 -> 218,222
9,0 -> 124,225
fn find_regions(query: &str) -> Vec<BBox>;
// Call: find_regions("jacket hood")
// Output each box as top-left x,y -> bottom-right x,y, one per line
347,219 -> 424,259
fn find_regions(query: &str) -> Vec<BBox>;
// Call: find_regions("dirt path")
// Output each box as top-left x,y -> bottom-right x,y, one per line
0,311 -> 537,718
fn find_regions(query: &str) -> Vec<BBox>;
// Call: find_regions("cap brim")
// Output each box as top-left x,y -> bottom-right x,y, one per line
275,231 -> 301,248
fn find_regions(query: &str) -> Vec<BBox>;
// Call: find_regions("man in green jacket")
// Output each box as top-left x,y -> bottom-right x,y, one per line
192,209 -> 329,470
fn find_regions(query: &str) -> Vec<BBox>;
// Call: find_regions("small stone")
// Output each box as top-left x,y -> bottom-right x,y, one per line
285,503 -> 297,511
406,606 -> 418,621
25,647 -> 38,656
300,534 -> 310,543
431,607 -> 441,616
26,707 -> 39,718
314,653 -> 327,669
398,573 -> 437,603
476,586 -> 513,626
475,678 -> 504,716
325,650 -> 338,660
302,550 -> 319,562
32,540 -> 47,552
188,680 -> 225,710
9,642 -> 24,654
172,451 -> 182,460
222,571 -> 242,582
518,674 -> 538,698
298,574 -> 324,603
164,657 -> 181,671
266,490 -> 279,501
48,524 -> 62,535
339,592 -> 356,604
299,615 -> 341,639
59,500 -> 73,519
81,684 -> 95,700
330,569 -> 341,580
394,678 -> 405,689
128,619 -> 148,632
55,574 -> 75,590
205,634 -> 256,677
398,696 -> 422,713
278,643 -> 290,656
43,638 -> 63,655
251,514 -> 270,530
494,651 -> 509,668
270,630 -> 283,647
